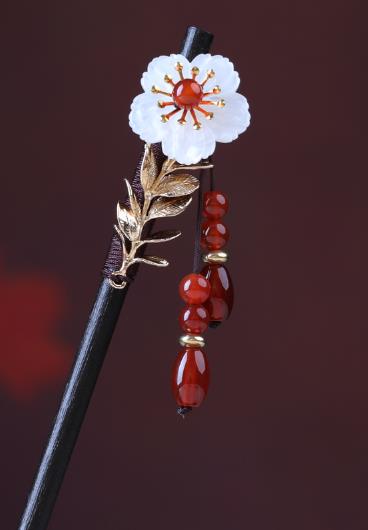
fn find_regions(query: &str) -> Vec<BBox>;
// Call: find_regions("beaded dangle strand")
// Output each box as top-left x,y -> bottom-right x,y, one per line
171,167 -> 234,416
200,189 -> 233,326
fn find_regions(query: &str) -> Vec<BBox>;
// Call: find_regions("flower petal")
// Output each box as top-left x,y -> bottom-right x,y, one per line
191,54 -> 240,95
130,54 -> 251,161
208,93 -> 251,143
141,54 -> 191,93
129,93 -> 166,143
161,119 -> 216,164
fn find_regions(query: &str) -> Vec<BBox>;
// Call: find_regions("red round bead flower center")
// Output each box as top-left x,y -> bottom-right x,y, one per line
173,79 -> 203,109
152,63 -> 225,129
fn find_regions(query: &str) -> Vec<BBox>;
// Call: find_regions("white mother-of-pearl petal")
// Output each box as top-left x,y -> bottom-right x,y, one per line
129,93 -> 166,144
161,119 -> 216,164
169,53 -> 192,78
209,93 -> 251,143
141,54 -> 191,92
131,53 -> 250,164
191,54 -> 240,95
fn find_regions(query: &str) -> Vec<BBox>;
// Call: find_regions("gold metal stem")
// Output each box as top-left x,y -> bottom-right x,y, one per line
109,146 -> 213,290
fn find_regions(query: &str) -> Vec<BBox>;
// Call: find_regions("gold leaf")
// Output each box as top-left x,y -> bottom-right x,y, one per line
160,158 -> 177,176
147,196 -> 192,221
124,179 -> 141,219
152,173 -> 199,198
134,255 -> 169,267
117,203 -> 139,241
141,230 -> 181,244
169,162 -> 213,173
110,147 -> 216,291
140,144 -> 158,193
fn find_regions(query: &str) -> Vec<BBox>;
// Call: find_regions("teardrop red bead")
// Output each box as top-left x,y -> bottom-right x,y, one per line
172,348 -> 210,407
201,264 -> 234,323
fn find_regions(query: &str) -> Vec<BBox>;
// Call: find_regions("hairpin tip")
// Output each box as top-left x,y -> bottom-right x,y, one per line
177,406 -> 192,418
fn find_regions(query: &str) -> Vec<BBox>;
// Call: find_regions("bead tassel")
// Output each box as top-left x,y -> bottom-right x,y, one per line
200,191 -> 233,325
172,274 -> 211,415
172,187 -> 233,415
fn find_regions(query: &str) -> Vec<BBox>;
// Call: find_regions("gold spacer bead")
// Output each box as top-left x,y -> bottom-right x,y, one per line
179,334 -> 205,348
164,74 -> 172,83
151,85 -> 159,93
213,85 -> 221,94
175,62 -> 183,71
178,117 -> 187,125
161,115 -> 169,122
157,101 -> 165,108
206,112 -> 214,120
203,250 -> 228,264
192,66 -> 200,76
193,122 -> 202,130
216,99 -> 226,108
207,69 -> 215,78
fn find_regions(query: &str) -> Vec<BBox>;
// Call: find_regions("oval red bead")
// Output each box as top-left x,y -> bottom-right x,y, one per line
179,273 -> 211,304
179,304 -> 209,334
172,348 -> 210,407
203,191 -> 229,219
201,219 -> 229,250
201,264 -> 234,322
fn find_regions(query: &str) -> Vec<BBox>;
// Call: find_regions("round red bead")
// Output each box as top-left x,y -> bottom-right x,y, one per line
179,273 -> 211,304
203,191 -> 228,218
201,264 -> 234,322
173,79 -> 203,109
179,304 -> 209,334
201,219 -> 229,250
172,348 -> 210,407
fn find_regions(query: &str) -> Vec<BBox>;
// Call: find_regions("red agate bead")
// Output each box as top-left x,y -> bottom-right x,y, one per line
203,191 -> 228,218
173,79 -> 203,109
179,305 -> 209,334
201,219 -> 229,250
201,264 -> 234,322
172,348 -> 210,407
179,273 -> 211,304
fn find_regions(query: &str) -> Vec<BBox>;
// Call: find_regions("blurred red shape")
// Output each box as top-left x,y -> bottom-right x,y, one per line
0,262 -> 71,400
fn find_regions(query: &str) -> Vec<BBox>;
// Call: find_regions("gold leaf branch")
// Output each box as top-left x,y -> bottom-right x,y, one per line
109,144 -> 212,289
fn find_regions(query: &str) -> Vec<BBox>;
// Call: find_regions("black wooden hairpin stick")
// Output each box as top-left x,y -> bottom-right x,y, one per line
19,26 -> 214,530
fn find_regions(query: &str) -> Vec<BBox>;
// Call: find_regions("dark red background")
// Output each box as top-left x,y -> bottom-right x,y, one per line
1,1 -> 367,528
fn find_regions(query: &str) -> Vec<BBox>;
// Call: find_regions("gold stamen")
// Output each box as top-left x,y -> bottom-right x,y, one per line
190,109 -> 201,129
164,74 -> 175,86
175,62 -> 184,80
158,101 -> 175,108
161,108 -> 180,122
151,85 -> 172,97
201,69 -> 215,87
204,85 -> 221,96
178,109 -> 188,125
201,99 -> 226,107
195,106 -> 214,120
191,66 -> 200,79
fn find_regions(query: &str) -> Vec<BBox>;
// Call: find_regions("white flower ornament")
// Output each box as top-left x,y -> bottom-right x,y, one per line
129,54 -> 251,164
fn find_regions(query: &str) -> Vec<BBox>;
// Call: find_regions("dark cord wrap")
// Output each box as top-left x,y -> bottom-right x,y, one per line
102,143 -> 165,279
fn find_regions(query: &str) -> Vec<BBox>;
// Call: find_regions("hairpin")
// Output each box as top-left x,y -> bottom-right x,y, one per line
19,27 -> 250,529
114,52 -> 250,416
